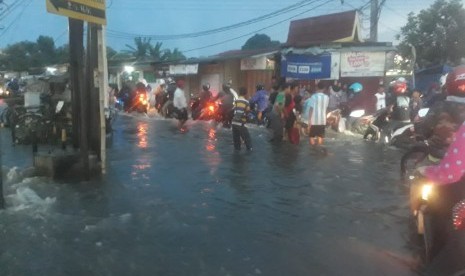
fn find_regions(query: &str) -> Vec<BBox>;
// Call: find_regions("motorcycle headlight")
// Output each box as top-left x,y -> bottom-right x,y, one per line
421,184 -> 434,201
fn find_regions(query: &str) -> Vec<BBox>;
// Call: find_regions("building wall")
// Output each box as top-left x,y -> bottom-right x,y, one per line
243,70 -> 274,97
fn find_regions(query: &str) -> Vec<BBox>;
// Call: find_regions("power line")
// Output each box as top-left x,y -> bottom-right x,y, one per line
179,0 -> 335,54
0,0 -> 27,20
0,0 -> 32,38
106,0 -> 322,40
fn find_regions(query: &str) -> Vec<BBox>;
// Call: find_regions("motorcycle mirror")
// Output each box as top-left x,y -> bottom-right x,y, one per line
350,110 -> 365,118
418,108 -> 429,118
55,101 -> 64,113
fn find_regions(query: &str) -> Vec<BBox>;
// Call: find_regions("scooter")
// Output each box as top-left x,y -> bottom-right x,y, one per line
389,108 -> 430,148
409,172 -> 465,262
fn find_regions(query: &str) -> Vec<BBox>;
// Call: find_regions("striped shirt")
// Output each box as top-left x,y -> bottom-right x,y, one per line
308,91 -> 329,126
232,97 -> 249,125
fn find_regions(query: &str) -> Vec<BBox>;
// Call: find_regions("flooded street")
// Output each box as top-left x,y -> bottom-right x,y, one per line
1,112 -> 423,275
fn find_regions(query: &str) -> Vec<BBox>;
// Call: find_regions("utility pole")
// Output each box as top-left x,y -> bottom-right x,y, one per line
69,18 -> 90,180
0,130 -> 4,209
370,0 -> 379,42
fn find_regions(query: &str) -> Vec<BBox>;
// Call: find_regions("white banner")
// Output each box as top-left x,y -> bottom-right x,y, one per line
169,64 -> 199,75
341,52 -> 386,77
241,56 -> 274,70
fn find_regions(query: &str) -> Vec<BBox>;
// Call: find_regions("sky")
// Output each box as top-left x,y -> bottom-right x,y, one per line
0,0 -> 440,58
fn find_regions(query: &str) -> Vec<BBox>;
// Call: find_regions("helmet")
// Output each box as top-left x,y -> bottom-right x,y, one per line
256,84 -> 265,91
159,79 -> 166,86
391,78 -> 408,95
167,77 -> 175,85
349,82 -> 363,93
446,66 -> 465,97
202,83 -> 210,91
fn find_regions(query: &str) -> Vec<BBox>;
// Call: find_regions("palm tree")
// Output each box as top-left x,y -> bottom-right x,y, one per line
162,48 -> 186,62
124,37 -> 152,60
149,42 -> 164,61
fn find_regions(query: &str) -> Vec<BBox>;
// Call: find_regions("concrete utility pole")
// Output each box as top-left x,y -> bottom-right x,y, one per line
370,0 -> 379,42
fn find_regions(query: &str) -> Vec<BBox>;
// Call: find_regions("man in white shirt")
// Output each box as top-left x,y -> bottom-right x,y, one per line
307,81 -> 329,152
374,84 -> 386,111
173,79 -> 188,130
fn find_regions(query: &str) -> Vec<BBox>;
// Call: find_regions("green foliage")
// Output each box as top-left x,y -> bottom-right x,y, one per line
123,37 -> 187,62
397,0 -> 465,67
0,36 -> 69,72
241,34 -> 281,51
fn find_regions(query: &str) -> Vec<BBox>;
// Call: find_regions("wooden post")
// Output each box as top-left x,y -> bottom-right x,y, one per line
77,21 -> 90,180
0,130 -> 4,209
97,26 -> 108,174
68,18 -> 83,150
87,23 -> 100,159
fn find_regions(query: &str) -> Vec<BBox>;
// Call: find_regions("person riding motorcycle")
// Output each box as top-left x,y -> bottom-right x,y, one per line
199,83 -> 212,108
154,79 -> 166,113
415,65 -> 465,159
389,78 -> 411,123
249,84 -> 269,124
162,78 -> 177,117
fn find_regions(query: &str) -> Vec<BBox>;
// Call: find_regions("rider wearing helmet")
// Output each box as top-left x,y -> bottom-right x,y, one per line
389,78 -> 411,122
154,79 -> 167,113
250,84 -> 269,124
415,65 -> 465,158
199,83 -> 212,108
348,82 -> 363,100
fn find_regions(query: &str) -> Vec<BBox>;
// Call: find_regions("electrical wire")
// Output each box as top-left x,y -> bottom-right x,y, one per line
0,0 -> 27,20
106,0 -> 322,40
0,0 -> 32,38
179,0 -> 335,54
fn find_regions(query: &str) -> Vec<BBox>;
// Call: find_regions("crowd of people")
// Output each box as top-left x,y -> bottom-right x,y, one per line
107,66 -> 465,159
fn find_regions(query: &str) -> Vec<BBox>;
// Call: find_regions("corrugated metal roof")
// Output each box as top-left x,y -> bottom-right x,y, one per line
287,10 -> 362,47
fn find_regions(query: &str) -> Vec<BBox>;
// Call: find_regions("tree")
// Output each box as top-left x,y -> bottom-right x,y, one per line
162,48 -> 186,62
0,36 -> 69,72
124,37 -> 153,60
124,37 -> 186,62
36,35 -> 56,64
241,34 -> 281,51
397,0 -> 465,68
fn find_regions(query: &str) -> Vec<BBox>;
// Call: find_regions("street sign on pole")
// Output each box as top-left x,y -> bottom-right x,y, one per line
46,0 -> 106,25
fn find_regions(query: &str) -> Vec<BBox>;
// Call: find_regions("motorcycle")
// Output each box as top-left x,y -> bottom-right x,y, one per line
409,172 -> 465,262
247,103 -> 270,126
190,97 -> 219,121
401,137 -> 465,263
390,108 -> 430,148
129,91 -> 148,114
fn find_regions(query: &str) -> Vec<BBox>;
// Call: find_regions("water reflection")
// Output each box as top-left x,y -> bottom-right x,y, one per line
131,159 -> 152,181
205,128 -> 216,152
204,127 -> 221,174
137,122 -> 148,149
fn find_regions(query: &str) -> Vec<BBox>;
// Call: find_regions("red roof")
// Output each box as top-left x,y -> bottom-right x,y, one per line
287,10 -> 362,47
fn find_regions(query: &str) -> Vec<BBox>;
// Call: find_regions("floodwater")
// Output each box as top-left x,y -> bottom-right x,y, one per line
0,109 -> 453,276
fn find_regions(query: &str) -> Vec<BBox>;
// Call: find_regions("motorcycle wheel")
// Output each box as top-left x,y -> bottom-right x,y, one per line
421,211 -> 436,262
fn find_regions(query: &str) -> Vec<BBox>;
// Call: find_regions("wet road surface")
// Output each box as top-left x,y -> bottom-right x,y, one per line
0,110 -> 442,275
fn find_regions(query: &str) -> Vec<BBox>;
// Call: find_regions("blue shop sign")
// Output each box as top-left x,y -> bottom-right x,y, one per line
281,54 -> 332,80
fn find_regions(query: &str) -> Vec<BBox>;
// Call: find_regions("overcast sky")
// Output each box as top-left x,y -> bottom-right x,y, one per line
0,0 -> 438,57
